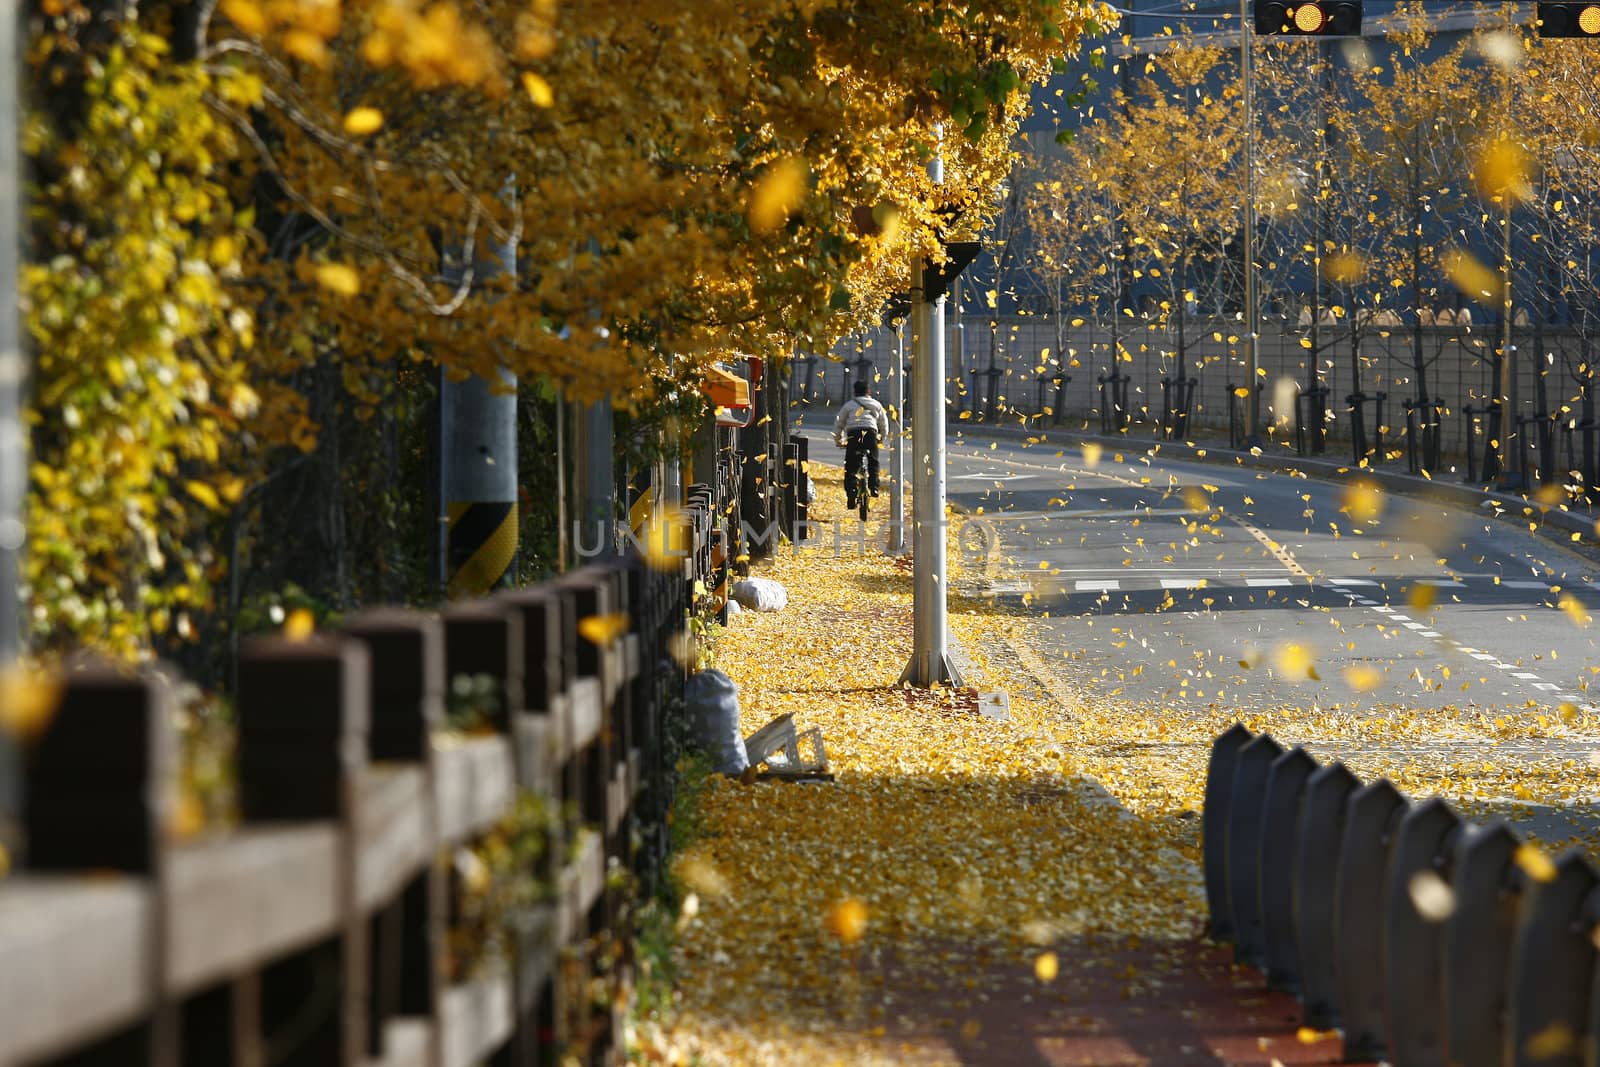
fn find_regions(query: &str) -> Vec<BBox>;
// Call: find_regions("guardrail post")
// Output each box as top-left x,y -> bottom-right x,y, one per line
1259,746 -> 1316,993
1293,761 -> 1361,1028
1442,822 -> 1523,1067
237,635 -> 371,1067
1507,852 -> 1598,1067
442,600 -> 526,742
1384,797 -> 1463,1066
23,661 -> 180,1066
1334,778 -> 1408,1063
343,610 -> 445,1065
1203,723 -> 1254,943
1226,733 -> 1283,969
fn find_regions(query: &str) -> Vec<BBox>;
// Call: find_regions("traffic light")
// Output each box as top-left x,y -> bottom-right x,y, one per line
1254,2 -> 1363,36
1536,2 -> 1600,37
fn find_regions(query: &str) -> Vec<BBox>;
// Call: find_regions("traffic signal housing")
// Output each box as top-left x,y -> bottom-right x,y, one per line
1537,3 -> 1600,37
1254,2 -> 1363,36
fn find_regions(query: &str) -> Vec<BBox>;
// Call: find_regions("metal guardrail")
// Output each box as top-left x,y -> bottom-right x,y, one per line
0,554 -> 706,1067
1205,725 -> 1599,1067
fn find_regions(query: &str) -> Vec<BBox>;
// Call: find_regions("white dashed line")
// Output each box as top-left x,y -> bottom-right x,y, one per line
1512,672 -> 1540,679
1403,623 -> 1428,630
1501,580 -> 1553,590
1246,578 -> 1293,587
1420,631 -> 1441,637
1160,578 -> 1206,590
1470,653 -> 1498,661
1534,683 -> 1563,691
1075,580 -> 1121,592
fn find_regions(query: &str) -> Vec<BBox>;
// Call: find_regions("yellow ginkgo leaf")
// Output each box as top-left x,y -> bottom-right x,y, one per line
1475,137 -> 1531,202
825,897 -> 868,944
343,107 -> 385,135
1513,843 -> 1558,883
0,665 -> 63,741
748,157 -> 808,234
1442,248 -> 1504,303
1274,642 -> 1316,681
521,72 -> 554,108
1034,951 -> 1059,982
314,263 -> 361,297
1344,664 -> 1381,692
1341,480 -> 1383,523
1407,584 -> 1436,613
185,480 -> 223,511
1081,442 -> 1103,469
284,608 -> 316,641
578,611 -> 630,646
1559,594 -> 1591,628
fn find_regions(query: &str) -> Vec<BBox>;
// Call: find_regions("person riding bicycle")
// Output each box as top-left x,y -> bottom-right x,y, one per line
833,380 -> 889,509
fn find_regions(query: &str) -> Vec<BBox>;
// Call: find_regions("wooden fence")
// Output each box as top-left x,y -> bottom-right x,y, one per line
0,504 -> 717,1067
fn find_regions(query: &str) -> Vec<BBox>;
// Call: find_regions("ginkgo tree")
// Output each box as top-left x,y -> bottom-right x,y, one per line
17,0 -> 1118,657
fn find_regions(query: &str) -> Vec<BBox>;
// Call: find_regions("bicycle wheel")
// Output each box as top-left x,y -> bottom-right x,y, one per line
857,478 -> 869,520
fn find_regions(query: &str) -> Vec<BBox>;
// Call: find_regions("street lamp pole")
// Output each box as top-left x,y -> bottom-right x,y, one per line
1241,0 -> 1262,445
0,0 -> 22,842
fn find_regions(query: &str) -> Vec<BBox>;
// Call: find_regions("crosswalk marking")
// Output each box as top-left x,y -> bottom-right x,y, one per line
1245,578 -> 1293,587
1500,580 -> 1552,590
1512,672 -> 1540,680
1074,580 -> 1120,592
1329,578 -> 1378,586
1159,578 -> 1205,590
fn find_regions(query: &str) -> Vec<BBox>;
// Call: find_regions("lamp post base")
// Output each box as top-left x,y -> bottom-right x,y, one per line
899,651 -> 966,688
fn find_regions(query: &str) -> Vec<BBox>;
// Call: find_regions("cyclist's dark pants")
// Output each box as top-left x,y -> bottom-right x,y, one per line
845,429 -> 879,500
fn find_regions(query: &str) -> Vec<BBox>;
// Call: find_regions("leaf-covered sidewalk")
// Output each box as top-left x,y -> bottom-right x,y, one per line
643,467 -> 1316,1066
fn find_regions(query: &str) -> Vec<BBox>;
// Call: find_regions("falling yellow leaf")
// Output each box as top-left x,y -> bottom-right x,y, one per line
219,0 -> 269,35
1341,479 -> 1383,523
1514,843 -> 1558,883
1034,951 -> 1059,982
0,665 -> 63,741
342,107 -> 384,135
170,790 -> 206,841
314,263 -> 361,297
1081,442 -> 1103,469
641,506 -> 690,572
1322,251 -> 1366,284
1274,643 -> 1317,681
1475,137 -> 1531,202
281,29 -> 330,66
1441,248 -> 1504,303
1407,869 -> 1455,922
1407,584 -> 1436,613
748,157 -> 808,234
1559,594 -> 1591,628
825,897 -> 869,945
1296,1028 -> 1336,1045
521,71 -> 554,108
578,611 -> 630,646
283,608 -> 316,641
1525,1022 -> 1575,1060
1343,664 -> 1382,692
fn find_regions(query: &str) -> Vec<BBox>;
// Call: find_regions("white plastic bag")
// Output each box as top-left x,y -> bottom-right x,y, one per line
731,577 -> 788,612
685,668 -> 749,775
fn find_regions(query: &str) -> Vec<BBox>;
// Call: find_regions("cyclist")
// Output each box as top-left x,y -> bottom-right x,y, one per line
833,379 -> 889,510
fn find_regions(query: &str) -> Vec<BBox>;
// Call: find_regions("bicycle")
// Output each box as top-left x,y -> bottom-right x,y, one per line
843,428 -> 875,521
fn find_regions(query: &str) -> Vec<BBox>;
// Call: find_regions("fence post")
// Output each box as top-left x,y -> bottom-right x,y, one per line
1203,724 -> 1254,943
237,635 -> 371,1067
22,660 -> 181,1066
1292,761 -> 1361,1028
442,600 -> 526,741
1383,796 -> 1463,1067
1333,778 -> 1408,1063
342,609 -> 446,1066
1226,733 -> 1283,969
1258,747 -> 1317,993
1506,852 -> 1598,1067
1442,822 -> 1523,1067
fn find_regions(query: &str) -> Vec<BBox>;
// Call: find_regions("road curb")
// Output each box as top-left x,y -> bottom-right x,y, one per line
947,421 -> 1600,548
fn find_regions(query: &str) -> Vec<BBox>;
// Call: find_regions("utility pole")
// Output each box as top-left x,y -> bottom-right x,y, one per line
574,395 -> 615,561
901,130 -> 963,688
0,0 -> 21,840
1240,0 -> 1262,446
440,226 -> 519,598
888,320 -> 907,554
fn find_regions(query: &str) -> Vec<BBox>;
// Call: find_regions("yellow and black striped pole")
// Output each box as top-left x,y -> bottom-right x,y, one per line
440,220 -> 518,599
446,498 -> 517,599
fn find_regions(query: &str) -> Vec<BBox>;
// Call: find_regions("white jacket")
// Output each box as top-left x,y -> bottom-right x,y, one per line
834,396 -> 889,443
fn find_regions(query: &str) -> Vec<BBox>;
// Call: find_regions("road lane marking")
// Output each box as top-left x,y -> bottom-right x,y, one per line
1160,578 -> 1205,590
1075,580 -> 1121,592
1330,578 -> 1378,586
1246,578 -> 1292,587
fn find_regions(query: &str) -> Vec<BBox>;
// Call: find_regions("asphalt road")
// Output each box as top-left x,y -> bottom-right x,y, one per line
795,419 -> 1600,842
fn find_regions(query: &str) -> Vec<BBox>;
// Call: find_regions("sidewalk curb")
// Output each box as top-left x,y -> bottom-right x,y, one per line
947,421 -> 1600,549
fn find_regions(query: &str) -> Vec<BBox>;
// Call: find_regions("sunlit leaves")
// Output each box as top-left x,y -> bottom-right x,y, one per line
0,666 -> 64,741
283,607 -> 316,641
